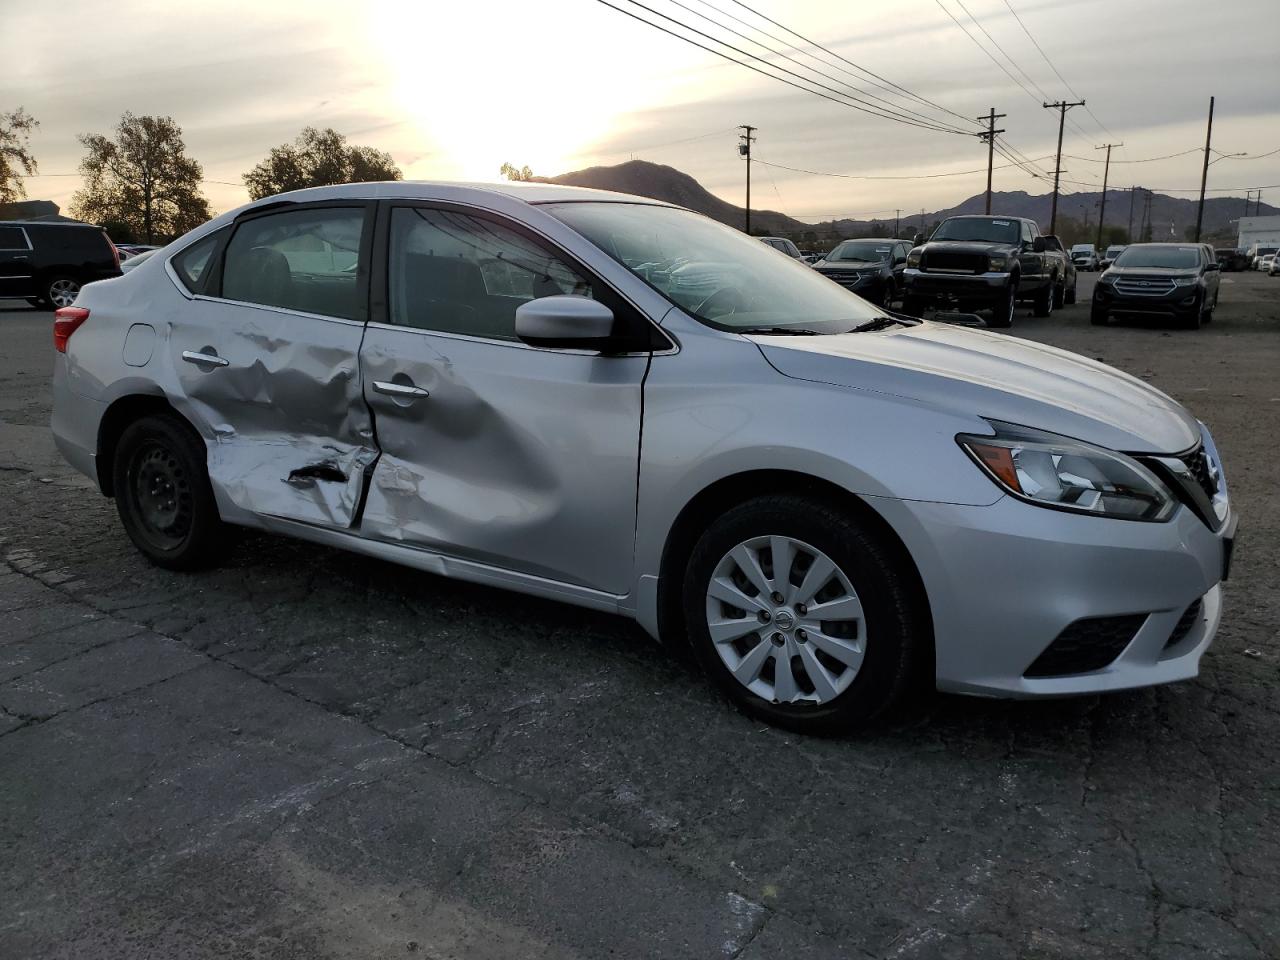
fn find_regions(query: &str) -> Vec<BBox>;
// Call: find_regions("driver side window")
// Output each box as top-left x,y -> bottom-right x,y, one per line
387,207 -> 594,341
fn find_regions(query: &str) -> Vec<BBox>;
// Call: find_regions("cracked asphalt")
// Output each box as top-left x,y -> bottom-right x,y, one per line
1,271 -> 1278,959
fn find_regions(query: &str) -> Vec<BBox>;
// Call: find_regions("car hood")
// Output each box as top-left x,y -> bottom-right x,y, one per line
922,240 -> 1013,255
1105,266 -> 1199,277
750,321 -> 1200,454
815,261 -> 885,272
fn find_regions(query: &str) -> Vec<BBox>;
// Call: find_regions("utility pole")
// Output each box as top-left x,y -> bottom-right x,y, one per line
918,208 -> 926,238
738,125 -> 755,235
1043,99 -> 1086,234
977,107 -> 1006,215
1142,189 -> 1153,242
1244,189 -> 1255,218
894,208 -> 901,238
1095,142 -> 1122,249
1127,185 -> 1136,243
1194,96 -> 1215,242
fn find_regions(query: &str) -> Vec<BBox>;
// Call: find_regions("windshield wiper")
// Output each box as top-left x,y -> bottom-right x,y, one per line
850,316 -> 907,333
738,326 -> 825,335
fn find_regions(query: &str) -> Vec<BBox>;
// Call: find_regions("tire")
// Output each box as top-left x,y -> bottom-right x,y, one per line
1065,279 -> 1077,305
901,295 -> 928,318
1178,297 -> 1202,330
987,283 -> 1016,328
1202,290 -> 1217,324
683,495 -> 925,735
45,275 -> 81,309
112,414 -> 227,570
1052,280 -> 1065,310
1090,304 -> 1109,325
1032,280 -> 1054,318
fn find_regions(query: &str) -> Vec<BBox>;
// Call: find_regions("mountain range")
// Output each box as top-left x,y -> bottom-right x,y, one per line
548,160 -> 1275,243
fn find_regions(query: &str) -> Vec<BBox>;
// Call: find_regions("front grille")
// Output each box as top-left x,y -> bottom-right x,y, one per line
1182,445 -> 1217,500
923,251 -> 986,274
821,270 -> 864,287
1113,276 -> 1176,297
1024,614 -> 1147,677
1164,599 -> 1204,650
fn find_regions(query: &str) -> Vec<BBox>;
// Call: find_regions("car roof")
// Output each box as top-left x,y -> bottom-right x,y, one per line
238,179 -> 681,210
0,220 -> 98,229
835,237 -> 898,243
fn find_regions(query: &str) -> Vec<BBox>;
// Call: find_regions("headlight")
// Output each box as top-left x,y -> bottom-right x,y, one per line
987,256 -> 1008,271
907,252 -> 921,268
1098,272 -> 1116,284
1171,275 -> 1200,287
957,422 -> 1175,521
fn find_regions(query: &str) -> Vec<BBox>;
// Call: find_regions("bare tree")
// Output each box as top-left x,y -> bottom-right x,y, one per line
71,113 -> 211,243
0,107 -> 39,204
243,128 -> 401,200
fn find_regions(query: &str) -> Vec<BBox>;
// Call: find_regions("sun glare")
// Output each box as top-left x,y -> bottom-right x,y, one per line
365,1 -> 685,182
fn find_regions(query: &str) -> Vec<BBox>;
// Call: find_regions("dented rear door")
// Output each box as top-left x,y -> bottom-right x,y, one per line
165,202 -> 377,528
357,203 -> 648,594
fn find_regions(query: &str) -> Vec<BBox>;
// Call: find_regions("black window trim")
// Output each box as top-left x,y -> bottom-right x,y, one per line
368,198 -> 674,354
193,200 -> 376,325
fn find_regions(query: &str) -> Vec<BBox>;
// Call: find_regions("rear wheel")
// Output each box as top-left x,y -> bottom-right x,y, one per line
112,414 -> 228,570
45,275 -> 81,309
683,495 -> 925,735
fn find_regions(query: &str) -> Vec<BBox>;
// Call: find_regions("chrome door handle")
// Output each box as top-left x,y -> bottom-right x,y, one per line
372,380 -> 430,399
181,350 -> 229,367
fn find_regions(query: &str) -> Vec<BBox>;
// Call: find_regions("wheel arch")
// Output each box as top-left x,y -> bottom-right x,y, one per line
96,392 -> 190,496
655,469 -> 935,670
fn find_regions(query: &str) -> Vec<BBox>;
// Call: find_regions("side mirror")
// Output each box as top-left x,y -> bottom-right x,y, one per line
1205,261 -> 1220,271
1032,236 -> 1047,253
913,233 -> 925,246
515,295 -> 617,351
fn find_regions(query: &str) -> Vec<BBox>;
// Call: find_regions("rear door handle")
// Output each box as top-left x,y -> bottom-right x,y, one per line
181,350 -> 229,368
372,380 -> 430,399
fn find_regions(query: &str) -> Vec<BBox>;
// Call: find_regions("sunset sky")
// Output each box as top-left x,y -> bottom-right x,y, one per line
4,0 -> 1278,223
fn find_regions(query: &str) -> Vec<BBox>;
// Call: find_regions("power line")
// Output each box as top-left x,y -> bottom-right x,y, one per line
689,0 -> 974,134
933,0 -> 1042,107
596,0 -> 970,134
1063,147 -> 1202,165
663,0 -> 974,134
953,0 -> 1050,101
752,154 -> 1053,181
722,0 -> 981,131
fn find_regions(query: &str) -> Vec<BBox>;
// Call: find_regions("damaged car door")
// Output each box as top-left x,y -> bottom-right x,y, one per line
357,203 -> 649,594
166,202 -> 378,528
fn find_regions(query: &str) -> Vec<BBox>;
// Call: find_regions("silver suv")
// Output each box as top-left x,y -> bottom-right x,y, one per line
51,182 -> 1237,734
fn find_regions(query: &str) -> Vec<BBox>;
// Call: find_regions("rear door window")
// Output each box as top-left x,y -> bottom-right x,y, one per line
222,206 -> 369,321
0,226 -> 31,250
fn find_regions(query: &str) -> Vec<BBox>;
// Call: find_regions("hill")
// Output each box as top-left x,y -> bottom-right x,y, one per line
547,160 -> 1276,245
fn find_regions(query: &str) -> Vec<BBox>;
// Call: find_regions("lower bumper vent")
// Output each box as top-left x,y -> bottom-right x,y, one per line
1164,599 -> 1203,650
1024,614 -> 1147,678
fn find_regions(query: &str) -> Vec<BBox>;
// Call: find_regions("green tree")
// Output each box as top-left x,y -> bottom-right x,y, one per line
0,107 -> 39,204
243,127 -> 402,201
500,162 -> 534,182
71,113 -> 211,244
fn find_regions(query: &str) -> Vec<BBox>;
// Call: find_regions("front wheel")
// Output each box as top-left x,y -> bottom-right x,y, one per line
1065,279 -> 1077,305
112,414 -> 228,570
683,495 -> 926,735
901,295 -> 929,318
1090,303 -> 1109,325
987,284 -> 1016,328
1032,280 -> 1054,318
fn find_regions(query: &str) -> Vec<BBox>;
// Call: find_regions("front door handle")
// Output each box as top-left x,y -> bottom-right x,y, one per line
181,350 -> 229,368
372,380 -> 430,399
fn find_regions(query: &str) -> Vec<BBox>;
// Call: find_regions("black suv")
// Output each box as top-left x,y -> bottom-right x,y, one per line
0,221 -> 122,309
813,238 -> 911,306
1092,243 -> 1221,329
902,215 -> 1065,327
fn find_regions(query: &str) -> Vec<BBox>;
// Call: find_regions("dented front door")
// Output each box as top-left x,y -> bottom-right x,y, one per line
165,203 -> 377,528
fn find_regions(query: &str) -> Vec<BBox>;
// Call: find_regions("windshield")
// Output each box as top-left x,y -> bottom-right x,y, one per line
1105,246 -> 1125,257
1113,246 -> 1202,269
826,240 -> 892,263
543,202 -> 885,332
931,218 -> 1020,244
1071,245 -> 1093,253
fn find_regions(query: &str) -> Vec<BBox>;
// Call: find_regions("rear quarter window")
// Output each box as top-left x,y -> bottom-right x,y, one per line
171,230 -> 226,294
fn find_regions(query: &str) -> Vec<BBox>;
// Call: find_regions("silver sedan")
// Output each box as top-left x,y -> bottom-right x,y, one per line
50,181 -> 1236,734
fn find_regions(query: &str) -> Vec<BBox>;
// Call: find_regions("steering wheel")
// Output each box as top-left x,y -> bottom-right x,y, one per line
695,285 -> 756,318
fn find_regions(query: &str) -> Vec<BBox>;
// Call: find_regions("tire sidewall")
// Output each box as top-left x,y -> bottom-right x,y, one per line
682,497 -> 920,734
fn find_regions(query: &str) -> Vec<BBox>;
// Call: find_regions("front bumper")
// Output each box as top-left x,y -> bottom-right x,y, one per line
903,268 -> 1011,300
1094,283 -> 1202,316
866,492 -> 1235,698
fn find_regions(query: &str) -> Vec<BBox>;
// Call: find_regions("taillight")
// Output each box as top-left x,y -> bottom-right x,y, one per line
53,307 -> 90,353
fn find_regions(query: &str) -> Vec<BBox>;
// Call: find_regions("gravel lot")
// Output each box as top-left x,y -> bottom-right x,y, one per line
1,271 -> 1278,959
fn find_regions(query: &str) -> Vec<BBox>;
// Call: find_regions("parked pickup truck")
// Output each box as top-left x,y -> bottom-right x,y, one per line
901,215 -> 1068,327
